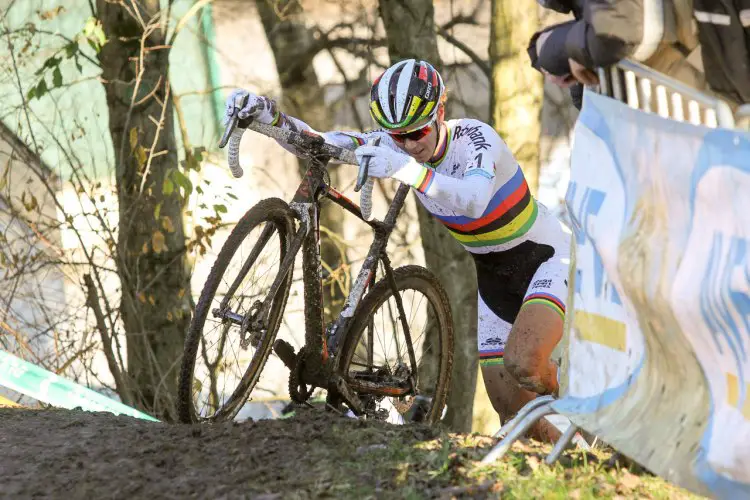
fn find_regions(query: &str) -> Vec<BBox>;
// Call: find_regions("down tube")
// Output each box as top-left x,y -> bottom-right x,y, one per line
328,183 -> 411,355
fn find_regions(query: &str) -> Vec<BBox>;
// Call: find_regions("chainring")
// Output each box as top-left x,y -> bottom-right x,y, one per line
288,346 -> 315,403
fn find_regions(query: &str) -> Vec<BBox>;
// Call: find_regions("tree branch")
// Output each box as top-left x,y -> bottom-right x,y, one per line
441,0 -> 487,31
436,25 -> 490,79
138,80 -> 170,193
326,46 -> 365,130
435,0 -> 491,80
167,0 -> 214,47
441,13 -> 479,32
0,27 -> 101,68
84,273 -> 133,406
281,23 -> 387,83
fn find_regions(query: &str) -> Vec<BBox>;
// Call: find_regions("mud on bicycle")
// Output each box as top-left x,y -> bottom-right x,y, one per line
177,99 -> 454,425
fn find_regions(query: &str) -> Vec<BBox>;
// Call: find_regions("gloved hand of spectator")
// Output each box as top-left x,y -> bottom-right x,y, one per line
568,58 -> 599,86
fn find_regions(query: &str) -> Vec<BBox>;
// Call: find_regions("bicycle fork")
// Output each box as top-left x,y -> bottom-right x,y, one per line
211,214 -> 302,348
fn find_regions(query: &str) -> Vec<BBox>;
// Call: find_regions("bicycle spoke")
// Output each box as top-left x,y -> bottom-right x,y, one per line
185,214 -> 291,421
345,275 -> 447,425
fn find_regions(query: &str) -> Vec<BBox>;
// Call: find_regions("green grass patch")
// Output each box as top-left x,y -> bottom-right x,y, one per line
248,408 -> 702,499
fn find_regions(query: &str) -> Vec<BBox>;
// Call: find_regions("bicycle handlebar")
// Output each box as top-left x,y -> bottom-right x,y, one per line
219,102 -> 376,221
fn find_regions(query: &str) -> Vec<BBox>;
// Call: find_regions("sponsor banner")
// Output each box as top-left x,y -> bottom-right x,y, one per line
556,90 -> 750,499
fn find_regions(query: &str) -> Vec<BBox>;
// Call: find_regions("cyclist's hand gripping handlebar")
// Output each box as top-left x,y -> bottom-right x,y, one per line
219,95 -> 376,221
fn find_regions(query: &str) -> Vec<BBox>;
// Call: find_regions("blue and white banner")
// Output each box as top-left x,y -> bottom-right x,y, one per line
556,90 -> 750,499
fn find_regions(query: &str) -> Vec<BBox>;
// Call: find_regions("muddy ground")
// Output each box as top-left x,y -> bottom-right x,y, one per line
0,407 -> 699,499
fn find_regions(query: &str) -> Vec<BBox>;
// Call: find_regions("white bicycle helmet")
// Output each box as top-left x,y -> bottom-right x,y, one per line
369,59 -> 445,133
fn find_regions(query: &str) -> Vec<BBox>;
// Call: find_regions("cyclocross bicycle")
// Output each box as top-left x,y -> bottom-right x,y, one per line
177,96 -> 454,425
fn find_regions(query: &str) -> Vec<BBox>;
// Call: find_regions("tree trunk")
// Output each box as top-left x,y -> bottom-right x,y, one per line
255,0 -> 347,322
97,0 -> 192,420
378,0 -> 478,433
489,0 -> 542,194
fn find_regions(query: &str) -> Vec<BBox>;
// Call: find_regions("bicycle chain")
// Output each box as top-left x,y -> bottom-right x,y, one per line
288,346 -> 314,403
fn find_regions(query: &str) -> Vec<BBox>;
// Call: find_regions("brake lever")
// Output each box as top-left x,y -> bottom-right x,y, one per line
355,137 -> 380,192
218,93 -> 250,149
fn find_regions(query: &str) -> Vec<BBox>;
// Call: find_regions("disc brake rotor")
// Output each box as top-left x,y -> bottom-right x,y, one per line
391,396 -> 415,415
383,363 -> 415,414
239,301 -> 264,349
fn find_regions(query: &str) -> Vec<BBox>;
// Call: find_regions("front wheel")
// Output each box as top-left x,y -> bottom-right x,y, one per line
338,265 -> 454,426
178,198 -> 295,423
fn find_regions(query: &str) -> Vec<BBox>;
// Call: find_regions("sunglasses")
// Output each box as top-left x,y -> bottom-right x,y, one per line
389,122 -> 434,143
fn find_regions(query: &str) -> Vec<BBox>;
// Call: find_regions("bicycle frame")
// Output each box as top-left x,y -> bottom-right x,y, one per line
210,108 -> 430,416
242,154 -> 416,406
303,157 -> 411,346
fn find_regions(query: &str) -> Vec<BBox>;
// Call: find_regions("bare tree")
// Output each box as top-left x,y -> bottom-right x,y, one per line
93,0 -> 193,419
489,0 -> 542,193
0,1 -> 234,418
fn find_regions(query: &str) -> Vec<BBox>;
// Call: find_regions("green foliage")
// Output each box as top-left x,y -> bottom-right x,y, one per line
170,170 -> 193,197
26,78 -> 49,101
20,190 -> 39,212
26,16 -> 106,101
162,176 -> 174,196
82,17 -> 107,53
181,146 -> 207,172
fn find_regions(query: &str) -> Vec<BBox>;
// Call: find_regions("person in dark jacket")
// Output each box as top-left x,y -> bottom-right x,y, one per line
529,0 -> 705,109
693,0 -> 750,105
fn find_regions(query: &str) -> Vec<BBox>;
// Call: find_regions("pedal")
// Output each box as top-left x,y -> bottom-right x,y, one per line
273,339 -> 297,370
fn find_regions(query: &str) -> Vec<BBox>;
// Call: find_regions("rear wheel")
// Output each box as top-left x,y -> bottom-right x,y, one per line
338,265 -> 453,426
178,198 -> 295,423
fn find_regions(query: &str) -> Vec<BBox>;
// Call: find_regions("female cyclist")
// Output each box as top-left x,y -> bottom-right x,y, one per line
226,59 -> 571,442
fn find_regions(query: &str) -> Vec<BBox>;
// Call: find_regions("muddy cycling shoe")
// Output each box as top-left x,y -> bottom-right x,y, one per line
402,395 -> 432,423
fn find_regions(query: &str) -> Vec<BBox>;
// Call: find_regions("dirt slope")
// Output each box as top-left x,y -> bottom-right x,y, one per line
0,407 -> 700,499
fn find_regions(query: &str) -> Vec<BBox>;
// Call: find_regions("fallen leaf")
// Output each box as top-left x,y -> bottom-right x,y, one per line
617,470 -> 640,492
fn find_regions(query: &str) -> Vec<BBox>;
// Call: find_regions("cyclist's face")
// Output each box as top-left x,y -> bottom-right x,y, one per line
394,123 -> 439,163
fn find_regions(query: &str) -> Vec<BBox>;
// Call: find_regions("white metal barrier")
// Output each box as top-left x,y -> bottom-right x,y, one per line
596,59 -> 737,129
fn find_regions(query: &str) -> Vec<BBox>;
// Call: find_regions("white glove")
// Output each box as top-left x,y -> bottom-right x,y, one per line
355,143 -> 427,187
223,90 -> 279,125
